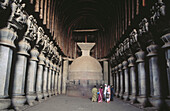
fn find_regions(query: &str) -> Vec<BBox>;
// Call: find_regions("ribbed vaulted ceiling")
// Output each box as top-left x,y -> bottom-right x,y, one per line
32,0 -> 151,59
56,0 -> 116,31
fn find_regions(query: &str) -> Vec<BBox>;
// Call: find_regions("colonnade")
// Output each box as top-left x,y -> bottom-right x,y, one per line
111,35 -> 170,110
110,1 -> 170,110
0,1 -> 64,110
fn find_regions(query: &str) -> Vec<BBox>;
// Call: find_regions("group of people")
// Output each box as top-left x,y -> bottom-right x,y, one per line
92,84 -> 115,103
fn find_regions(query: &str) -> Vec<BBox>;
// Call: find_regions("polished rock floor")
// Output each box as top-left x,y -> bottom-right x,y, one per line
24,95 -> 143,111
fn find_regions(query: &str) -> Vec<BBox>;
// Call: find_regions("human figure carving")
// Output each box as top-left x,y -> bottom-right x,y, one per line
139,18 -> 149,35
7,0 -> 27,29
130,29 -> 138,43
36,27 -> 44,45
32,19 -> 38,40
118,43 -> 123,56
24,15 -> 34,39
150,1 -> 165,24
48,41 -> 54,54
42,36 -> 50,51
0,0 -> 10,9
15,2 -> 26,24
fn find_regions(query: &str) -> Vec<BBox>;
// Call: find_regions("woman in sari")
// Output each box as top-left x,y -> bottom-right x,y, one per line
92,85 -> 98,102
106,85 -> 111,103
98,85 -> 103,103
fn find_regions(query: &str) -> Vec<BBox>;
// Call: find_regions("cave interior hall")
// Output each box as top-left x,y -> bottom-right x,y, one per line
0,0 -> 170,111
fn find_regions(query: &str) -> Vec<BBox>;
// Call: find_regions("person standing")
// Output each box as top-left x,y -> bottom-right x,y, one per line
98,85 -> 103,103
111,85 -> 115,101
92,85 -> 98,102
106,85 -> 111,103
103,84 -> 108,101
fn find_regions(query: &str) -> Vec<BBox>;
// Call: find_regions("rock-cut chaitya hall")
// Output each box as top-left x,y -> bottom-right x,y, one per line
0,0 -> 170,111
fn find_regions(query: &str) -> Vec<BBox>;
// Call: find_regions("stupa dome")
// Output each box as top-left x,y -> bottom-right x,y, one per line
69,43 -> 102,80
69,56 -> 102,80
70,56 -> 102,72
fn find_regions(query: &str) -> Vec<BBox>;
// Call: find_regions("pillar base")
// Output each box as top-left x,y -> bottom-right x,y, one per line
130,95 -> 138,104
43,92 -> 48,100
51,90 -> 55,96
115,92 -> 120,98
137,96 -> 150,108
119,93 -> 124,99
26,93 -> 36,106
149,96 -> 166,110
0,98 -> 11,110
48,91 -> 52,97
36,93 -> 43,102
123,93 -> 130,101
12,95 -> 26,110
54,90 -> 58,96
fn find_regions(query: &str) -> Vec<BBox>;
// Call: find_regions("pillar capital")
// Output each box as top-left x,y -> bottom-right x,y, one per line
0,28 -> 17,48
147,44 -> 159,57
135,50 -> 145,63
122,61 -> 128,69
17,39 -> 31,56
49,61 -> 54,70
115,66 -> 118,72
57,66 -> 60,73
30,47 -> 39,61
161,33 -> 170,49
118,63 -> 123,72
128,56 -> 135,67
111,67 -> 115,73
38,52 -> 45,65
53,64 -> 57,71
45,58 -> 50,67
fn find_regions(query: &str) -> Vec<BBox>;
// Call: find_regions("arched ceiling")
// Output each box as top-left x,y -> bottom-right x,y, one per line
32,0 -> 146,58
56,0 -> 117,32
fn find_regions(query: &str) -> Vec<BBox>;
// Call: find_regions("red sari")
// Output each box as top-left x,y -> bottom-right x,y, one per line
98,88 -> 103,103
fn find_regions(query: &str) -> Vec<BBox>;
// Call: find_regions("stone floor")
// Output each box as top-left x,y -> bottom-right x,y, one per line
23,96 -> 144,111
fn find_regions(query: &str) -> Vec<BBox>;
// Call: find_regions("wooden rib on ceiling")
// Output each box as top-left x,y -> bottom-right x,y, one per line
39,0 -> 43,19
43,0 -> 47,25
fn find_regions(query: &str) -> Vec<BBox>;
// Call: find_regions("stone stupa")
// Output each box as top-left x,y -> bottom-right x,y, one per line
67,42 -> 103,97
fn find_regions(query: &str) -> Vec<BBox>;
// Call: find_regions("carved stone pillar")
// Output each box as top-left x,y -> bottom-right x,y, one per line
0,28 -> 17,109
161,33 -> 170,98
54,65 -> 58,95
111,68 -> 115,88
135,50 -> 149,107
128,56 -> 137,104
26,47 -> 39,106
118,63 -> 124,99
51,64 -> 55,95
47,61 -> 53,97
36,52 -> 45,102
12,39 -> 31,110
147,44 -> 165,109
103,61 -> 109,84
123,60 -> 130,101
110,66 -> 113,85
115,66 -> 119,97
112,67 -> 117,91
58,66 -> 62,94
62,60 -> 69,94
43,58 -> 49,99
